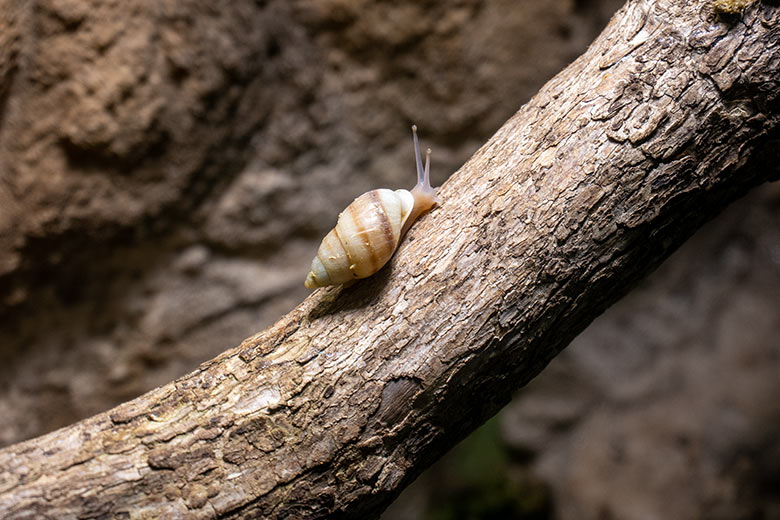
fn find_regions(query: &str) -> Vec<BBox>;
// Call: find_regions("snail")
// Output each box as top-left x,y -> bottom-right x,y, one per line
304,125 -> 439,288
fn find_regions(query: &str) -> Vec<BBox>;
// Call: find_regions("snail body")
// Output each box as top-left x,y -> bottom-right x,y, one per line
304,126 -> 439,289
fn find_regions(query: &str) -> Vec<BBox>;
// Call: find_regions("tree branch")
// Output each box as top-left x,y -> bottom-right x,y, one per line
1,0 -> 778,518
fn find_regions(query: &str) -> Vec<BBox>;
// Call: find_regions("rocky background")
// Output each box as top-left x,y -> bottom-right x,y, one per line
0,1 -> 777,519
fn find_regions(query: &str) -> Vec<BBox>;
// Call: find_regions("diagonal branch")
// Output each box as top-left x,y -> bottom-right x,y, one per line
1,0 -> 779,518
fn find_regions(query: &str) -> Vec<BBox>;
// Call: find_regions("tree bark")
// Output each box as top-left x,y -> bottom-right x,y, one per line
1,0 -> 778,518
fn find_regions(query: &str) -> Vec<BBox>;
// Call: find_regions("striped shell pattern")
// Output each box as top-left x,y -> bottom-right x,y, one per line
304,188 -> 415,288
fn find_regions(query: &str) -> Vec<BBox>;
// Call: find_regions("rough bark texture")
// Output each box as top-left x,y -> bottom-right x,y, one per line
495,183 -> 780,520
1,0 -> 779,518
383,181 -> 780,520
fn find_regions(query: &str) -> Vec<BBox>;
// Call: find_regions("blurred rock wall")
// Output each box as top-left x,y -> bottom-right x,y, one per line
0,0 -> 622,446
1,0 -> 777,518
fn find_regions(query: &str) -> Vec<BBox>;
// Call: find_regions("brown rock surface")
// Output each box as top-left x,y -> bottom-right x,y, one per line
0,0 -> 623,446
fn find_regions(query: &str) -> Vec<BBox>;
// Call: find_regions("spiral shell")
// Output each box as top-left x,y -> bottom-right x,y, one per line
304,188 -> 415,288
305,125 -> 438,289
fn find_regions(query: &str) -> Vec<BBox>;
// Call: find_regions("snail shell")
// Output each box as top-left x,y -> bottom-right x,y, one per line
304,126 -> 438,289
305,189 -> 414,287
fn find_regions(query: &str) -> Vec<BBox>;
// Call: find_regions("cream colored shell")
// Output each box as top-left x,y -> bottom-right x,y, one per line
304,188 -> 415,288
